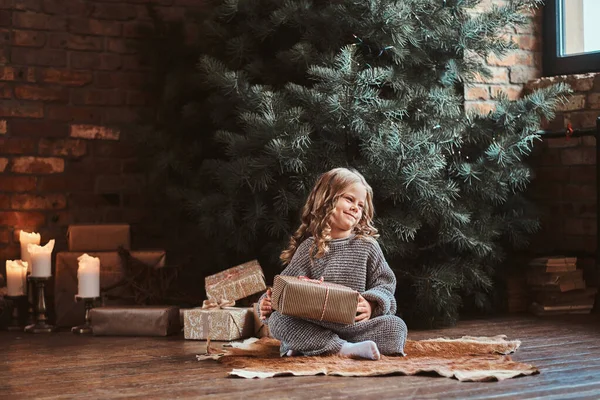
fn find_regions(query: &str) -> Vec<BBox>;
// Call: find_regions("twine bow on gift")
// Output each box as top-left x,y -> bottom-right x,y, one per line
201,299 -> 236,309
297,276 -> 330,321
298,276 -> 325,284
200,299 -> 245,352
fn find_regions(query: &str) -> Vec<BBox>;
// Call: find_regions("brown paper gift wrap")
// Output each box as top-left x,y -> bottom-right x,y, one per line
54,250 -> 166,327
271,275 -> 359,325
252,302 -> 271,338
183,307 -> 253,341
67,224 -> 131,252
90,306 -> 180,336
205,260 -> 266,303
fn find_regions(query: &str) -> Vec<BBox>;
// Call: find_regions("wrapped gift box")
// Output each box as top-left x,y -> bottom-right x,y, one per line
271,275 -> 359,325
252,302 -> 271,338
90,306 -> 180,336
183,307 -> 253,341
54,250 -> 166,327
205,260 -> 266,303
179,308 -> 191,326
67,224 -> 131,252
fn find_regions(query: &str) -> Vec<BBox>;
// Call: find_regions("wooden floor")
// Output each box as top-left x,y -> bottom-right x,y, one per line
2,314 -> 600,399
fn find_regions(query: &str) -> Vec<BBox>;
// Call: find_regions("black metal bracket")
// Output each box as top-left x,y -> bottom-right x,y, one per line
537,127 -> 597,139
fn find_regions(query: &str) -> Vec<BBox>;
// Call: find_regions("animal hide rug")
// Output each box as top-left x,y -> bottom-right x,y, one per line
197,335 -> 539,382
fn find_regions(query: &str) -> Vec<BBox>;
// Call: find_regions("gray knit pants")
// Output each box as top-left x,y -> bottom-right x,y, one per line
267,311 -> 408,357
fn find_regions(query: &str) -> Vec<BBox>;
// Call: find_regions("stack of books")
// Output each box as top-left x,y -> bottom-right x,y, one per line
526,256 -> 596,316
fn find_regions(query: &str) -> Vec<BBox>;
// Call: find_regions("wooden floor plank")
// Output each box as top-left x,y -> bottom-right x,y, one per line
3,314 -> 600,399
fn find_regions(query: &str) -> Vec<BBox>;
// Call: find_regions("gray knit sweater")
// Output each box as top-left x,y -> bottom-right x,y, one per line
259,234 -> 407,356
263,234 -> 397,318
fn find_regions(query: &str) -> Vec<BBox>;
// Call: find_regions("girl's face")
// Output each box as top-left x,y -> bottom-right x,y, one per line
328,183 -> 367,239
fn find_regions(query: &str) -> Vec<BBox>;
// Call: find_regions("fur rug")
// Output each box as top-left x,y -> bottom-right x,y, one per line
196,335 -> 539,382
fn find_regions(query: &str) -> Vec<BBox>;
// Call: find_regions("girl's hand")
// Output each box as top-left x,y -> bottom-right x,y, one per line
259,288 -> 272,320
355,294 -> 372,322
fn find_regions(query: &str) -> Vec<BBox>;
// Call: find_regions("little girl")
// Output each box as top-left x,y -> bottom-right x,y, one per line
258,167 -> 407,360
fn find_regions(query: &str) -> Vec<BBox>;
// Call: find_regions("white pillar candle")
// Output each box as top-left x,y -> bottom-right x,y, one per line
28,239 -> 55,278
6,260 -> 28,296
19,231 -> 41,274
77,253 -> 100,298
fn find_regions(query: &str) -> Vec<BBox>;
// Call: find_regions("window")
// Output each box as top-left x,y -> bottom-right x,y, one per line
543,0 -> 600,76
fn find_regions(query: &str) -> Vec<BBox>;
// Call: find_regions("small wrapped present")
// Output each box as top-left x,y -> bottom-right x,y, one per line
184,307 -> 253,341
54,250 -> 166,327
90,306 -> 180,336
205,260 -> 266,303
252,302 -> 271,338
271,275 -> 359,325
179,308 -> 191,326
67,224 -> 131,252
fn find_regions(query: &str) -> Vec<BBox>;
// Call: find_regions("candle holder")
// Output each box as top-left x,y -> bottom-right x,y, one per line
71,296 -> 101,334
26,278 -> 36,325
25,276 -> 56,334
5,295 -> 26,331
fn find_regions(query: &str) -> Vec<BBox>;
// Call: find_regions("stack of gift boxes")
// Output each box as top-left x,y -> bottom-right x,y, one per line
183,260 -> 271,341
184,264 -> 360,341
55,224 -> 179,336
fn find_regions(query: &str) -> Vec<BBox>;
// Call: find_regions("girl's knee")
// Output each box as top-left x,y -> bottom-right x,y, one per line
265,312 -> 283,336
380,315 -> 407,337
378,316 -> 407,355
395,316 -> 408,338
266,312 -> 297,339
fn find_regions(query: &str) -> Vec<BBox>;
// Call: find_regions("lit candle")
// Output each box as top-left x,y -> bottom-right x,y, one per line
77,253 -> 100,298
6,260 -> 28,296
28,239 -> 55,278
19,231 -> 41,274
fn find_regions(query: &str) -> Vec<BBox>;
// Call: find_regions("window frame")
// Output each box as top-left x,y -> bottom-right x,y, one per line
543,0 -> 600,76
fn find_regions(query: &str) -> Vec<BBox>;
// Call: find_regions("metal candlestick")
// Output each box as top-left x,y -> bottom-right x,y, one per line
5,295 -> 26,331
71,296 -> 101,334
25,276 -> 56,333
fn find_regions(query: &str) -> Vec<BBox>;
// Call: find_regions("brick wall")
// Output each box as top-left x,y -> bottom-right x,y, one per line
0,1 -> 200,271
526,73 -> 600,286
465,0 -> 600,282
463,3 -> 600,290
1,2 -> 598,291
464,2 -> 542,114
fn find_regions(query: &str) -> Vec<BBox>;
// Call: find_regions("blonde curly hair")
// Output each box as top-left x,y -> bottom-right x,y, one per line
280,167 -> 378,265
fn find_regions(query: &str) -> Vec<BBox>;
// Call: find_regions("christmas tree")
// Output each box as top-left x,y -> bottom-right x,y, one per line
146,0 -> 569,327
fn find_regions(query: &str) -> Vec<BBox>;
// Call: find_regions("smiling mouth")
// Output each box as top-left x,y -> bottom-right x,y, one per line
344,212 -> 356,221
